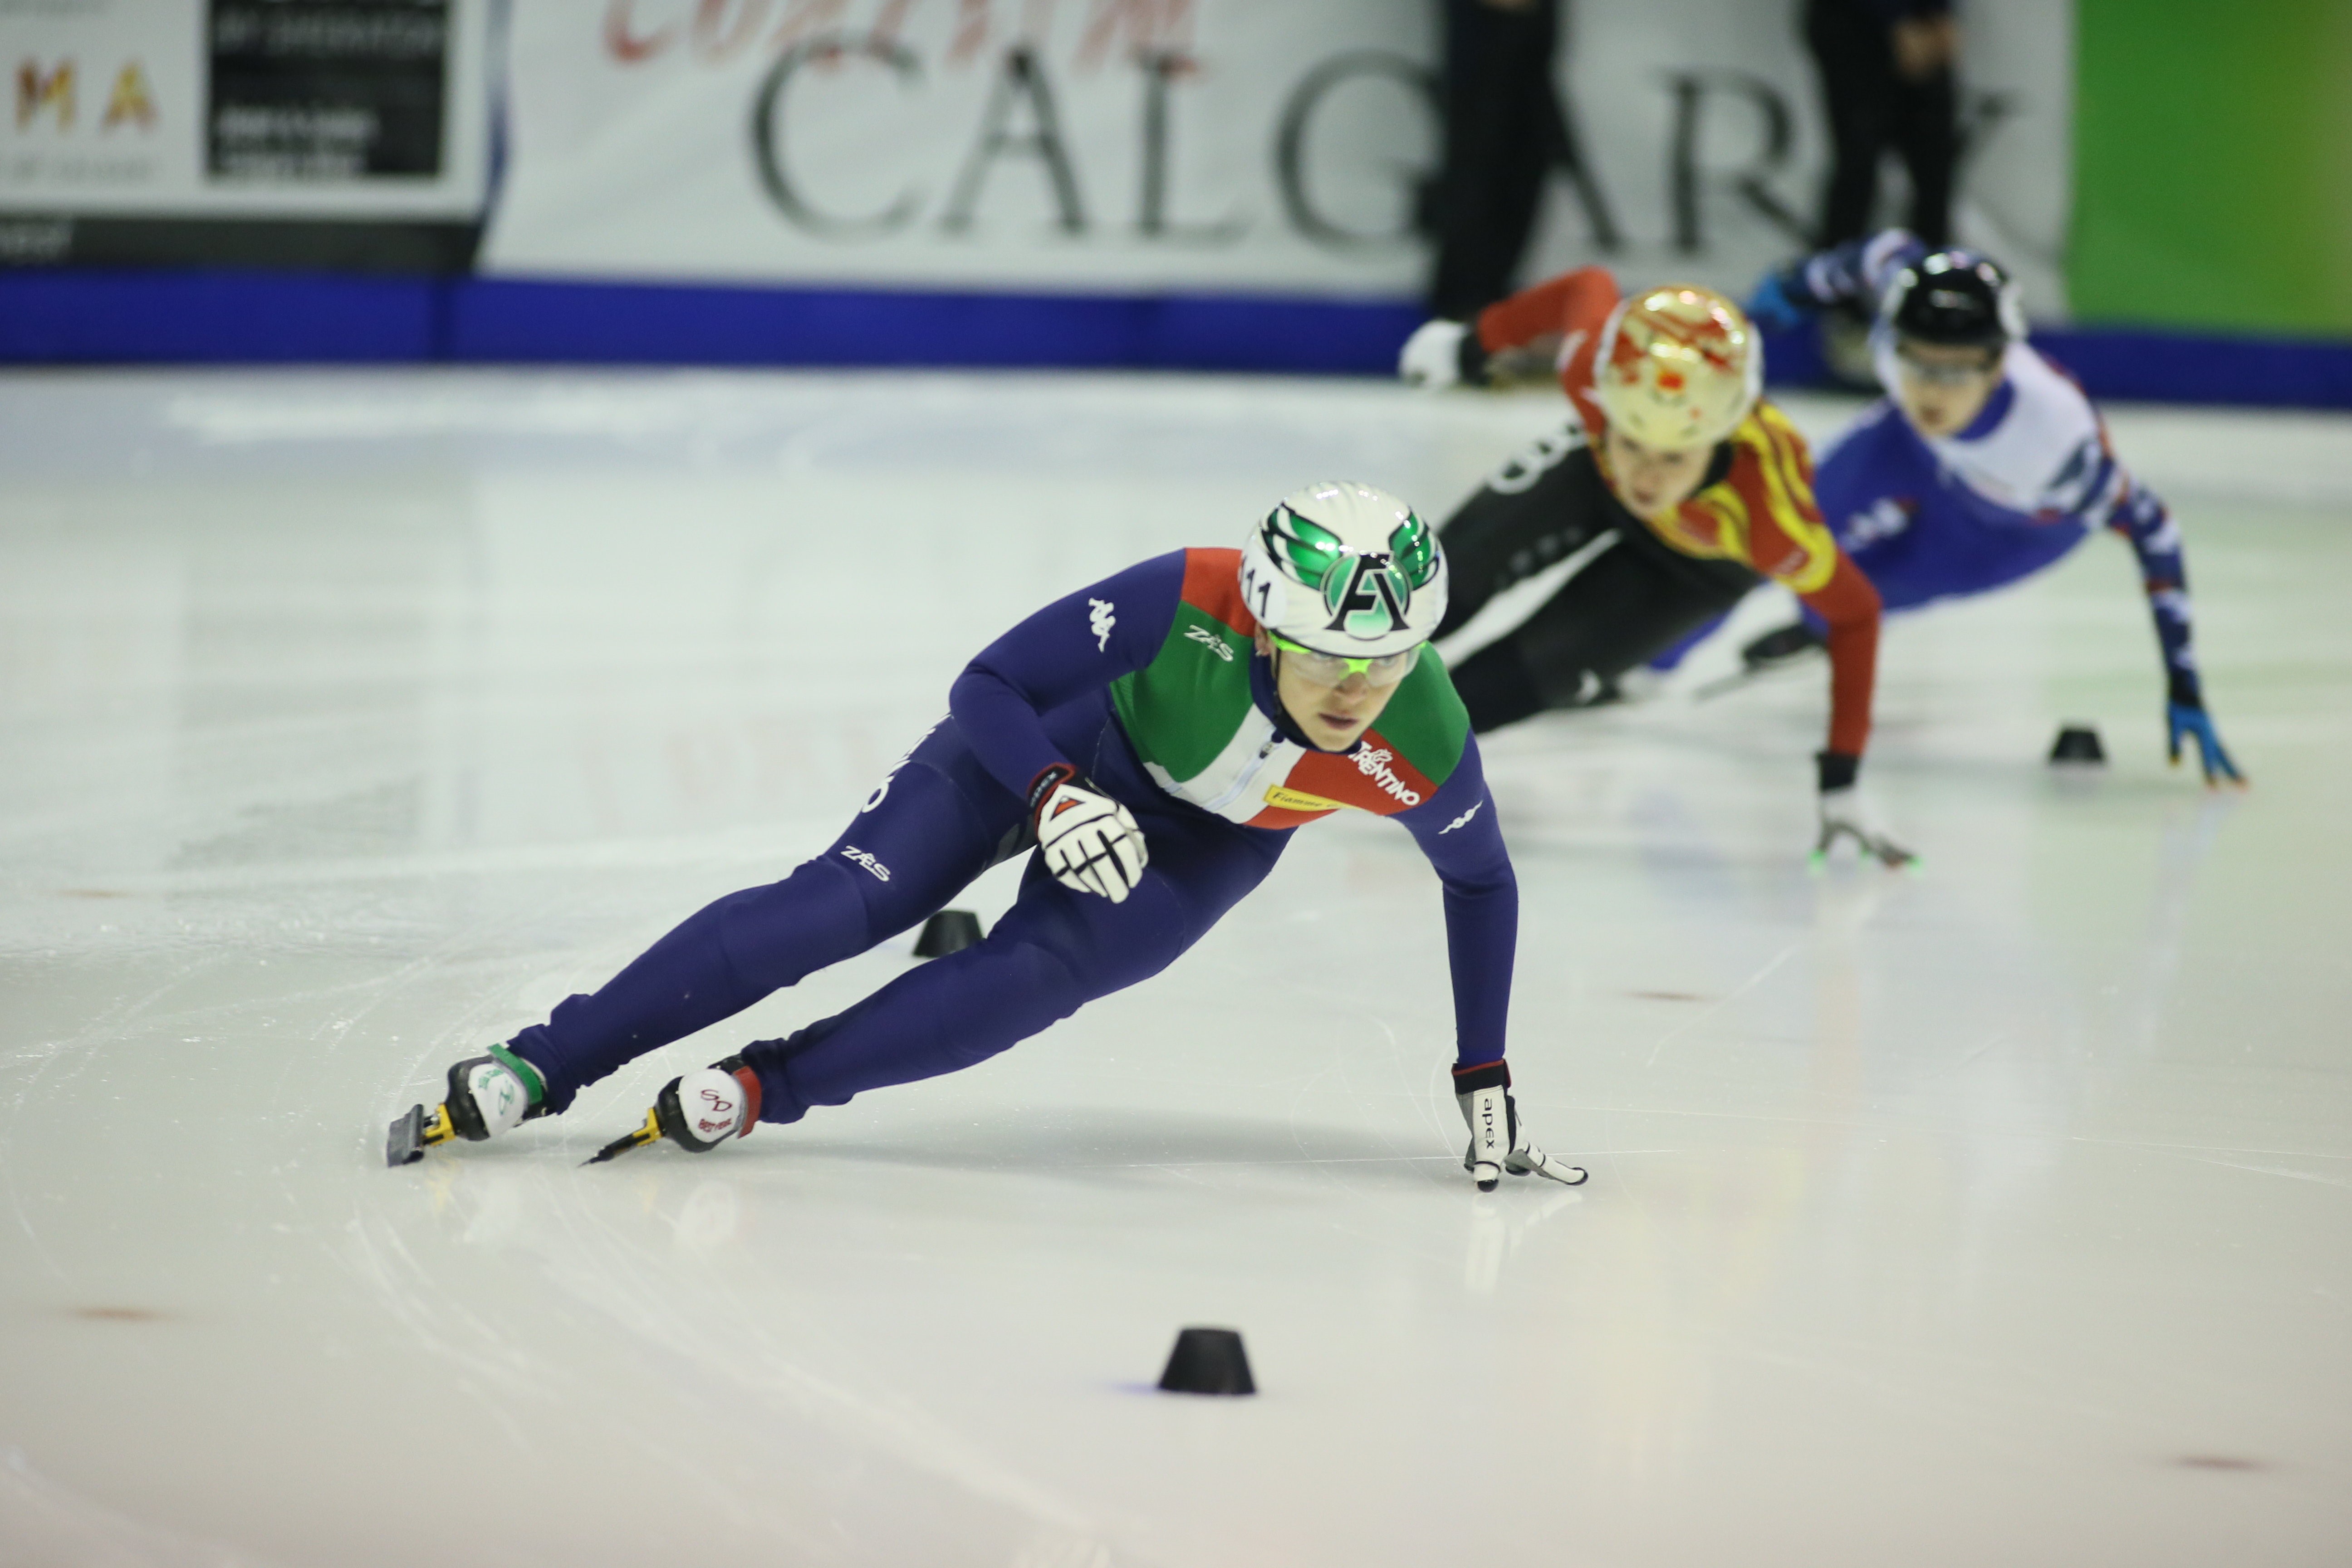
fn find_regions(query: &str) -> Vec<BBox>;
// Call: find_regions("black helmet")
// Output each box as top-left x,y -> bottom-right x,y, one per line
1883,251 -> 2024,349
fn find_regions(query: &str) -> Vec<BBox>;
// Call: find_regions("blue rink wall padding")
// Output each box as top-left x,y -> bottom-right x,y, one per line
447,276 -> 1425,373
0,269 -> 444,363
3,268 -> 2349,407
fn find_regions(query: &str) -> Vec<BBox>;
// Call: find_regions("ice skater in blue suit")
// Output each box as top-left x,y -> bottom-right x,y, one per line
1732,230 -> 2244,784
385,485 -> 1588,1194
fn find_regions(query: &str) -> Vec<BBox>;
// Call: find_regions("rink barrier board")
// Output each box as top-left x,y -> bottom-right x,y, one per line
0,270 -> 2348,409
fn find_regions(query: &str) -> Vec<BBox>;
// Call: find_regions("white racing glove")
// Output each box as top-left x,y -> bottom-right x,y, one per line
1397,318 -> 1473,389
1813,751 -> 1915,868
1814,787 -> 1916,868
1454,1061 -> 1587,1193
1030,765 -> 1149,902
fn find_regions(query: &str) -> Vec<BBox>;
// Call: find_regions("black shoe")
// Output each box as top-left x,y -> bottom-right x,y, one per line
1740,622 -> 1826,671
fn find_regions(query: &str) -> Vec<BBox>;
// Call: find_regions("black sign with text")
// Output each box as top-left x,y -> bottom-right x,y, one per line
208,0 -> 449,180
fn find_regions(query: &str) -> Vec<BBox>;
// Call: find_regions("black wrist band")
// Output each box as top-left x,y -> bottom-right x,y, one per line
1027,763 -> 1078,823
1455,326 -> 1493,387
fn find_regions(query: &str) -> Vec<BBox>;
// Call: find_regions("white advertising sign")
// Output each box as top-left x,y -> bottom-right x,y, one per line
0,0 -> 492,220
486,0 -> 2074,313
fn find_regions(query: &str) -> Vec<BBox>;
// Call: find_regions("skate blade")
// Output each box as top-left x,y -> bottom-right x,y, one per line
584,1107 -> 663,1166
386,1102 -> 456,1167
1513,1151 -> 1590,1186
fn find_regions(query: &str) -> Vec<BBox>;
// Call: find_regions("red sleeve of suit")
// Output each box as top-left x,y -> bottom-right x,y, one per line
1476,266 -> 1620,433
1795,552 -> 1880,760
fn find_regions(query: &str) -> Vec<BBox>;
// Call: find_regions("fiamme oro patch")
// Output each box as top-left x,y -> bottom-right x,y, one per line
1263,784 -> 1344,813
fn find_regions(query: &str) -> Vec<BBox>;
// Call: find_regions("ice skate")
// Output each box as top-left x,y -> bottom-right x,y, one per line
386,1046 -> 550,1167
1740,620 -> 1827,671
1455,1062 -> 1588,1192
585,1057 -> 762,1165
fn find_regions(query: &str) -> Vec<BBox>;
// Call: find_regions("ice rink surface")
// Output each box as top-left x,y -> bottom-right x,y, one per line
2,368 -> 2348,1568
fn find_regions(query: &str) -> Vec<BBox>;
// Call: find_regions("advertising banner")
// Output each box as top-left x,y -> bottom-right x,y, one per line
485,0 -> 2075,314
0,0 -> 492,268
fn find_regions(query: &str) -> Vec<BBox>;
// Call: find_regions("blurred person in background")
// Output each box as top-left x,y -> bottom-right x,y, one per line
1399,272 -> 1911,867
1806,0 -> 1959,249
1737,231 -> 2244,785
1425,0 -> 1565,319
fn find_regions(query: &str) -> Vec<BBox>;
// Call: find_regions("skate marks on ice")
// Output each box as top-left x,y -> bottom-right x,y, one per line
770,1108 -> 1457,1185
6,372 -> 2352,1565
0,1446 -> 273,1568
343,1146 -> 1157,1568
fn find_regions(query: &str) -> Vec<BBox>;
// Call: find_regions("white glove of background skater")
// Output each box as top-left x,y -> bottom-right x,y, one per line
1813,750 -> 1915,868
1031,766 -> 1149,902
1815,786 -> 1916,868
1454,1061 -> 1587,1193
1397,319 -> 1472,389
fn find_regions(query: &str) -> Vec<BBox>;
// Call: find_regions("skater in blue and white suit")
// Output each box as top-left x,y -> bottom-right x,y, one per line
1740,230 -> 2244,783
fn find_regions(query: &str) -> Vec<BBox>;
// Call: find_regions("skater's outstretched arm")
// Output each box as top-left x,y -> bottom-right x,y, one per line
1475,265 -> 1620,373
1394,732 -> 1516,1069
1996,358 -> 2238,782
1793,551 -> 1883,765
1716,406 -> 1909,863
1750,228 -> 1926,328
1395,735 -> 1587,1190
2105,480 -> 2243,784
1403,267 -> 1623,395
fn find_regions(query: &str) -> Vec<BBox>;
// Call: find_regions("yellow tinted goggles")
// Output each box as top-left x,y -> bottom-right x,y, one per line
1270,633 -> 1421,687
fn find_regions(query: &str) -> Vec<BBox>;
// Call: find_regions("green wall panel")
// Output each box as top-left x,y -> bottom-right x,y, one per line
2072,0 -> 2352,336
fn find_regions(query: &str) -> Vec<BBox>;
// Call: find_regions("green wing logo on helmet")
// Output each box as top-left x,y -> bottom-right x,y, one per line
1387,513 -> 1439,589
1261,505 -> 1345,588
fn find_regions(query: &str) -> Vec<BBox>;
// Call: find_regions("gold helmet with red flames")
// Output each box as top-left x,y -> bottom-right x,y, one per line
1592,284 -> 1762,450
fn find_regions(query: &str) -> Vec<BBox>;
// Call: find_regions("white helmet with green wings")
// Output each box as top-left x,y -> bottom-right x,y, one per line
1238,481 -> 1448,660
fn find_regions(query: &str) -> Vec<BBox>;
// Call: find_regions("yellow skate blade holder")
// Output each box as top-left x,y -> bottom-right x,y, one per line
584,1106 -> 663,1166
386,1102 -> 457,1167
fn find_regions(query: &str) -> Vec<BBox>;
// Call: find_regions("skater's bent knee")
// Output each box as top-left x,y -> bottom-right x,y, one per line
947,938 -> 1088,1067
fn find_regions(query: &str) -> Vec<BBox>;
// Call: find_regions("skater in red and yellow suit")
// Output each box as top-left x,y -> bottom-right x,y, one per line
1399,266 -> 1910,864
